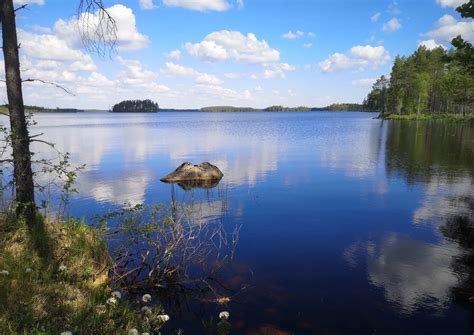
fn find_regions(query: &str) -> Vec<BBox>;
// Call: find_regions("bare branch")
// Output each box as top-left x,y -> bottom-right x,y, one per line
30,139 -> 55,147
14,4 -> 28,12
78,0 -> 118,58
29,133 -> 44,139
22,78 -> 75,95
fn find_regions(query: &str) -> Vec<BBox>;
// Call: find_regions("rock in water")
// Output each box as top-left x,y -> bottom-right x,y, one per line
160,162 -> 224,183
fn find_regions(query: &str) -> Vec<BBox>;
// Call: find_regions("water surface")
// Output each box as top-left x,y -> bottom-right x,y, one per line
19,112 -> 474,333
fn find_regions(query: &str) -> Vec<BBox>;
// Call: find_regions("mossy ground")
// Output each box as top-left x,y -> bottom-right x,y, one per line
0,215 -> 150,334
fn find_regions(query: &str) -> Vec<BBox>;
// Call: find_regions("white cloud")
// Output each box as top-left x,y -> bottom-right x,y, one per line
367,235 -> 460,312
417,39 -> 446,50
13,0 -> 44,5
254,85 -> 263,92
54,4 -> 150,52
435,0 -> 465,8
349,45 -> 390,62
164,49 -> 182,60
371,12 -> 381,22
426,14 -> 474,43
163,0 -> 230,11
308,32 -> 316,38
319,45 -> 390,73
163,62 -> 223,85
262,62 -> 295,79
117,57 -> 159,85
185,30 -> 280,64
303,43 -> 312,49
139,0 -> 158,10
69,58 -> 98,72
224,72 -> 242,79
319,53 -> 352,73
282,30 -> 304,40
192,84 -> 252,101
282,31 -> 297,40
18,29 -> 90,61
382,18 -> 402,32
30,24 -> 51,33
352,78 -> 377,86
236,0 -> 244,9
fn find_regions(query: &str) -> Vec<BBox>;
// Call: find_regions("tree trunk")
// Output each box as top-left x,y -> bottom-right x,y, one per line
417,95 -> 421,116
1,0 -> 36,224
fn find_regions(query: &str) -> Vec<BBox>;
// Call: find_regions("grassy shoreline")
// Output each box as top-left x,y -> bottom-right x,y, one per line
0,216 -> 162,334
380,113 -> 474,123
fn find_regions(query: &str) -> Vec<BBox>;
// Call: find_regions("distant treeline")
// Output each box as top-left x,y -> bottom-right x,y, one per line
312,103 -> 367,111
111,99 -> 159,113
0,105 -> 83,113
200,103 -> 366,112
363,2 -> 473,117
201,106 -> 258,112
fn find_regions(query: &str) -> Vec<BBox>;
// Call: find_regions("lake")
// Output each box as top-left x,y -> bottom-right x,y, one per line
17,112 -> 474,333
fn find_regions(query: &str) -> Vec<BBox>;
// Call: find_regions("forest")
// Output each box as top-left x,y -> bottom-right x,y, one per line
200,104 -> 366,112
363,2 -> 473,118
111,99 -> 159,113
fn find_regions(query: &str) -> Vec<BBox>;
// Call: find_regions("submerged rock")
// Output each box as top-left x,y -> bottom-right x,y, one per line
176,179 -> 222,190
160,162 -> 224,183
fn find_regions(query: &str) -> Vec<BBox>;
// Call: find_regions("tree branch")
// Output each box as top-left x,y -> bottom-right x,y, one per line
30,139 -> 55,148
22,78 -> 75,95
14,4 -> 28,12
78,0 -> 118,58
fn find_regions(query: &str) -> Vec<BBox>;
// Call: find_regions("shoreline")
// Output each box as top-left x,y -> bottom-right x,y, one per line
379,113 -> 474,123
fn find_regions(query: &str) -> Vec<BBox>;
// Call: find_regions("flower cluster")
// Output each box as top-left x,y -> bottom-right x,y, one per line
106,290 -> 122,306
219,311 -> 230,320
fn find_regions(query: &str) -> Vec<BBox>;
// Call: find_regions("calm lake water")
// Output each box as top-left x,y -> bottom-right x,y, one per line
14,112 -> 474,333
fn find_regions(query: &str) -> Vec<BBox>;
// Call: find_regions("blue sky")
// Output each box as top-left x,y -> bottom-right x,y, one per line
2,0 -> 472,109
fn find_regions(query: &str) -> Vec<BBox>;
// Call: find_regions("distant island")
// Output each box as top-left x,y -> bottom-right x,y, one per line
111,99 -> 159,113
200,103 -> 367,112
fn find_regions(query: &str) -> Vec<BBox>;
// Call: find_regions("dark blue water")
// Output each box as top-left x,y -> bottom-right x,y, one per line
25,112 -> 474,334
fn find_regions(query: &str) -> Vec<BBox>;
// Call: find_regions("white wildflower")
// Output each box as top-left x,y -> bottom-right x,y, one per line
157,314 -> 170,323
25,268 -> 33,273
141,333 -> 150,335
219,311 -> 230,320
142,293 -> 151,302
141,306 -> 152,315
111,291 -> 122,299
58,265 -> 67,272
106,297 -> 118,305
128,329 -> 139,335
0,270 -> 9,275
60,332 -> 73,335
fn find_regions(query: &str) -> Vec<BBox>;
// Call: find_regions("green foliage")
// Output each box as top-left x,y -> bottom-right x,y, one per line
263,105 -> 311,112
0,105 -> 83,114
457,0 -> 473,18
201,106 -> 258,112
0,215 -> 175,334
365,2 -> 474,118
321,103 -> 366,111
364,45 -> 474,117
112,99 -> 159,113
